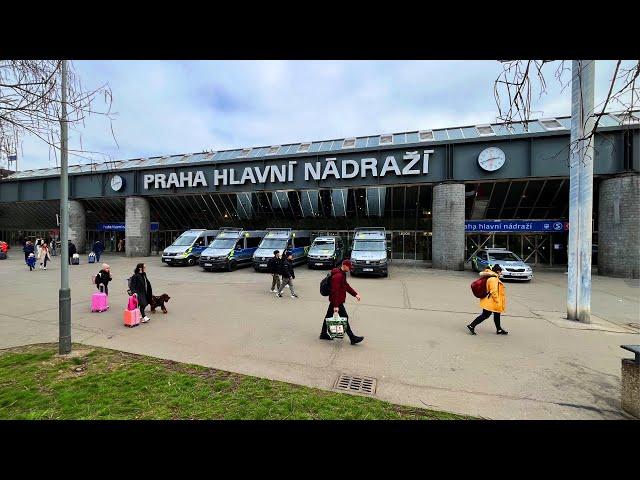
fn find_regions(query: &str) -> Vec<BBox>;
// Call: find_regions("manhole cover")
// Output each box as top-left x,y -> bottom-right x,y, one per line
334,374 -> 377,396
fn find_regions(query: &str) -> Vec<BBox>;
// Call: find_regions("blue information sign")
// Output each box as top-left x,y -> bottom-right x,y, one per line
465,220 -> 568,233
97,222 -> 159,232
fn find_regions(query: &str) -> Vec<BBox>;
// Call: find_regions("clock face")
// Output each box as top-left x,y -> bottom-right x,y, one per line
110,175 -> 124,191
478,147 -> 506,172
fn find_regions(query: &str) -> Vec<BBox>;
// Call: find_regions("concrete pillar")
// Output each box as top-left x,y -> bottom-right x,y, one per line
598,174 -> 640,278
68,200 -> 86,254
432,183 -> 465,270
622,358 -> 639,418
125,196 -> 150,257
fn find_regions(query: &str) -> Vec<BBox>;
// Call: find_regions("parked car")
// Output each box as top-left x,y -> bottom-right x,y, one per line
469,247 -> 533,281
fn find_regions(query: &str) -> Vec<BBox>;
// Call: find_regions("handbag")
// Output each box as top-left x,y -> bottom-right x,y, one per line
324,313 -> 348,339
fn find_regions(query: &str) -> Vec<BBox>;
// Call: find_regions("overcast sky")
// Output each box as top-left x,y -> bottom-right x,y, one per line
12,60 -> 628,171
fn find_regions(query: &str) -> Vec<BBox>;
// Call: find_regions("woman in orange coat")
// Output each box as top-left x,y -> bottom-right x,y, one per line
467,264 -> 508,335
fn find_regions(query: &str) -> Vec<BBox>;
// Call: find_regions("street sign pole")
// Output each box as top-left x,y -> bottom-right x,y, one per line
59,59 -> 71,354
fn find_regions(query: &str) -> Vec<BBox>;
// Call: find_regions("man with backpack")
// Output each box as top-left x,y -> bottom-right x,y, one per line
268,250 -> 282,293
320,259 -> 364,344
467,264 -> 508,335
276,253 -> 298,298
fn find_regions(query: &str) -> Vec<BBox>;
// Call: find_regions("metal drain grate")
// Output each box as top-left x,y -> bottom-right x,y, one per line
334,374 -> 377,396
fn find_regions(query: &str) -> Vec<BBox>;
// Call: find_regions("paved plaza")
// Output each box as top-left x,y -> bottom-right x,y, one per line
0,252 -> 638,419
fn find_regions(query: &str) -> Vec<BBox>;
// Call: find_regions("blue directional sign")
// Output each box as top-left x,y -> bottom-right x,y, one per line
465,220 -> 568,233
97,222 -> 159,232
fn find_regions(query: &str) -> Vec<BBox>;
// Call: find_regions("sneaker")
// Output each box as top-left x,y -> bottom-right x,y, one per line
496,329 -> 509,335
141,316 -> 150,323
43,267 -> 47,270
319,333 -> 333,340
467,325 -> 476,335
291,294 -> 298,298
276,293 -> 282,298
270,289 -> 276,293
350,335 -> 364,345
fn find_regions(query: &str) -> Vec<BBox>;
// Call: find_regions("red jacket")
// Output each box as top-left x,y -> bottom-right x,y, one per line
328,267 -> 358,308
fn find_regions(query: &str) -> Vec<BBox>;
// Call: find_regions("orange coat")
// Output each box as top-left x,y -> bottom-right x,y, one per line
479,270 -> 506,313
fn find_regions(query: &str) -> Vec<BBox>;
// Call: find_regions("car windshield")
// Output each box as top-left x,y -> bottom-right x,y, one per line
259,239 -> 288,249
487,251 -> 521,262
172,234 -> 198,246
353,240 -> 386,251
209,239 -> 236,249
310,241 -> 335,253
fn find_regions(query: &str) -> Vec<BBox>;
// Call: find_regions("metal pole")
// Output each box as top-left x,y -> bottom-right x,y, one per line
59,59 -> 71,354
567,60 -> 595,322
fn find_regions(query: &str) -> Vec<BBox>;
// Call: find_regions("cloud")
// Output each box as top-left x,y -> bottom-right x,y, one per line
13,60 -> 625,171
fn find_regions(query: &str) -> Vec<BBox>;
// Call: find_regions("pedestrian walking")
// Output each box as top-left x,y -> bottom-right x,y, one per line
68,241 -> 77,265
23,241 -> 34,263
38,242 -> 51,270
129,263 -> 153,323
467,264 -> 508,335
35,238 -> 42,259
268,250 -> 282,293
276,253 -> 297,298
27,253 -> 36,271
110,235 -> 115,252
94,263 -> 112,296
93,239 -> 105,262
320,259 -> 364,345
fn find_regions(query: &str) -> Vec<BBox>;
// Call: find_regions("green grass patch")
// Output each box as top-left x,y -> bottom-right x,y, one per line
0,343 -> 473,420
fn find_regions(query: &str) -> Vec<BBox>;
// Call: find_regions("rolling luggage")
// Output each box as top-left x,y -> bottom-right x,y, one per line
91,285 -> 109,312
124,294 -> 141,327
88,252 -> 96,264
71,253 -> 80,265
0,252 -> 7,260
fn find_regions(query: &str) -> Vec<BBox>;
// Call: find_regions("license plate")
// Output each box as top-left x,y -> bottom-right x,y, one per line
363,268 -> 373,272
260,263 -> 267,267
165,258 -> 172,262
204,263 -> 212,267
315,263 -> 324,266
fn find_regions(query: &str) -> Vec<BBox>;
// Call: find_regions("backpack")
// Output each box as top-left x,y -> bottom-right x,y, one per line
320,272 -> 332,297
470,276 -> 490,299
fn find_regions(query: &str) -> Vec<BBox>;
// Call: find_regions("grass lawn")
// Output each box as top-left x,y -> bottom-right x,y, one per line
0,343 -> 473,420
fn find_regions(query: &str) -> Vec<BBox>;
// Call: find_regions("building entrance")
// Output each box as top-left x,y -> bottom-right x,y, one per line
465,232 -> 569,266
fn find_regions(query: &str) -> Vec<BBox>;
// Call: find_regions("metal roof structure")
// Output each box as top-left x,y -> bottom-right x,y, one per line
4,111 -> 638,181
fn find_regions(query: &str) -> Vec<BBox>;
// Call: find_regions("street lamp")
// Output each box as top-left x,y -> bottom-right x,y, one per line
59,59 -> 71,354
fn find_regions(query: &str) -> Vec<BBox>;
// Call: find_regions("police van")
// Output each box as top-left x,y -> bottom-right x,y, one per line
161,229 -> 219,266
199,228 -> 266,272
252,228 -> 311,271
307,235 -> 345,269
349,227 -> 389,277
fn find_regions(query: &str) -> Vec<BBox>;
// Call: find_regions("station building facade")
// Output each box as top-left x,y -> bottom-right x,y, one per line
0,113 -> 638,278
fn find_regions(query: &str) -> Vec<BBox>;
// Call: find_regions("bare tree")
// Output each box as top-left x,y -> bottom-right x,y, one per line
0,60 -> 117,170
494,60 -> 640,163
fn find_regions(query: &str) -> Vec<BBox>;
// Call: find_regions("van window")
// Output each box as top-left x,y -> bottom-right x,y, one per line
247,237 -> 261,248
195,236 -> 206,247
295,236 -> 311,248
235,240 -> 244,250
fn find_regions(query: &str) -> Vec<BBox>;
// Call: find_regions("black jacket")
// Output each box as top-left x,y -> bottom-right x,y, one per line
280,259 -> 295,279
68,243 -> 77,256
267,256 -> 282,274
130,272 -> 153,308
95,269 -> 112,289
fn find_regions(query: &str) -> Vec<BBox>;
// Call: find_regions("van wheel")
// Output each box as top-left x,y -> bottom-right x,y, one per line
382,271 -> 389,278
228,260 -> 237,272
187,257 -> 196,266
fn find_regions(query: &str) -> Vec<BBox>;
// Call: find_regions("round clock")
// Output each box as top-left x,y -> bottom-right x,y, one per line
110,175 -> 124,192
478,147 -> 506,172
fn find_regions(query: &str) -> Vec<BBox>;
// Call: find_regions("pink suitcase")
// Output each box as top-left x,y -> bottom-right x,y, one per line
91,286 -> 109,312
123,308 -> 141,327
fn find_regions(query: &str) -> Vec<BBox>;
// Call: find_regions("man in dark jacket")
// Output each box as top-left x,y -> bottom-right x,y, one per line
68,241 -> 77,265
93,239 -> 105,262
268,250 -> 282,293
276,253 -> 297,298
320,259 -> 364,344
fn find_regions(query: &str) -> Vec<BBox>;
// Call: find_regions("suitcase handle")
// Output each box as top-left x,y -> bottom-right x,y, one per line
99,284 -> 105,293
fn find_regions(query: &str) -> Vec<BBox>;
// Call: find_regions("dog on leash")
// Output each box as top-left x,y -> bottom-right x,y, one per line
150,294 -> 170,314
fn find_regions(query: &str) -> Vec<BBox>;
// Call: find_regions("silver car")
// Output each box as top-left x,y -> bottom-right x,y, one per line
470,248 -> 533,281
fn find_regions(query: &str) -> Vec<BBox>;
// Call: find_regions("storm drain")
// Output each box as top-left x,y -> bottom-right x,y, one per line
334,374 -> 377,396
